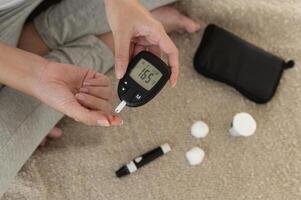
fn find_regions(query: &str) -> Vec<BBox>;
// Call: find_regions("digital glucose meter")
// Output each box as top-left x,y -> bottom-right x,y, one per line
115,51 -> 171,113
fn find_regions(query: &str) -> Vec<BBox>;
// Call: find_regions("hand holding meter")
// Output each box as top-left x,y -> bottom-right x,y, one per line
115,51 -> 171,113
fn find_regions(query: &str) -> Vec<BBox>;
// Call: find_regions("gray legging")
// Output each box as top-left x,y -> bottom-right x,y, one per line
0,0 -> 176,196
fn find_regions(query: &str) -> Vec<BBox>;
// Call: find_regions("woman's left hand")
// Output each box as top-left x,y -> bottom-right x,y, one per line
34,61 -> 122,127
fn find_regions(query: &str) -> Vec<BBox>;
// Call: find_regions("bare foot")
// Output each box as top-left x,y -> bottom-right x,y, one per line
40,127 -> 63,147
151,6 -> 201,33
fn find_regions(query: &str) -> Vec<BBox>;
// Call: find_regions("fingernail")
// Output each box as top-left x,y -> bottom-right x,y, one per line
97,119 -> 110,127
79,88 -> 89,93
75,93 -> 84,100
83,82 -> 90,86
116,71 -> 123,79
115,63 -> 125,79
109,115 -> 123,126
171,80 -> 177,87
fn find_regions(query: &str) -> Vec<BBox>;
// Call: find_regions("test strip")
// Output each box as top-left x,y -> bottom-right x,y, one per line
115,100 -> 127,113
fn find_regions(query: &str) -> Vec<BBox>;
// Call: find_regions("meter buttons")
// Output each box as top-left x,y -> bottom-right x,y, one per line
120,81 -> 129,94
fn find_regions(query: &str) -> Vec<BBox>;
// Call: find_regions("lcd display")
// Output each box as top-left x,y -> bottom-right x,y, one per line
130,59 -> 163,90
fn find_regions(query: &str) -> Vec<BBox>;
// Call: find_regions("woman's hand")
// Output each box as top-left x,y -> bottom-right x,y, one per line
0,43 -> 121,127
104,0 -> 179,87
34,62 -> 122,127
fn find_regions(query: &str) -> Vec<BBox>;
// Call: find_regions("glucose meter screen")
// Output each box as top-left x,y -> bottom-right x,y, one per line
130,59 -> 163,90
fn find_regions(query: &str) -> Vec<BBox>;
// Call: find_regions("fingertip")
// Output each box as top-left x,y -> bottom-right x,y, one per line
83,81 -> 93,86
75,93 -> 84,101
115,70 -> 122,79
115,62 -> 126,79
108,115 -> 123,126
172,81 -> 177,87
180,15 -> 201,33
170,79 -> 177,87
171,67 -> 179,87
48,127 -> 63,138
88,113 -> 111,127
195,23 -> 201,31
97,119 -> 110,127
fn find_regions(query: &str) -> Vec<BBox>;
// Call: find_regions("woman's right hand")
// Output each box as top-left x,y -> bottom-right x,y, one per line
104,0 -> 179,87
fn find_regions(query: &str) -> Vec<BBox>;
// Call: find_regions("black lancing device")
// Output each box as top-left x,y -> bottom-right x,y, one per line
116,143 -> 171,177
115,51 -> 171,113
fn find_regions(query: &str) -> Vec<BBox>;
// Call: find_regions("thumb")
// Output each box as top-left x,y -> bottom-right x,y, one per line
114,33 -> 131,79
64,101 -> 110,127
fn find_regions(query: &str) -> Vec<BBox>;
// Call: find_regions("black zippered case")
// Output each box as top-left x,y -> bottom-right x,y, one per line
194,24 -> 294,103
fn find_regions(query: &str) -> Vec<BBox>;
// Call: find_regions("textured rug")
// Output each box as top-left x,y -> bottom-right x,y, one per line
2,0 -> 301,199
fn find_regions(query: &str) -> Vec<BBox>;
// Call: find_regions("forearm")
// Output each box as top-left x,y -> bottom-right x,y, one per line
103,0 -> 138,5
0,42 -> 48,96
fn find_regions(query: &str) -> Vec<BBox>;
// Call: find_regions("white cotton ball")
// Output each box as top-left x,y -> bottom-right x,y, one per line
185,147 -> 205,166
229,112 -> 257,137
191,121 -> 209,138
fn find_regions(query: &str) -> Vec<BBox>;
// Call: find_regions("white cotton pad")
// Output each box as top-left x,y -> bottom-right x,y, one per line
185,147 -> 205,166
229,112 -> 257,137
191,121 -> 209,139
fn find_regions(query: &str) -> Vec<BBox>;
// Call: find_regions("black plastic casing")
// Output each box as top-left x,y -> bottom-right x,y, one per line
115,146 -> 165,178
117,51 -> 171,107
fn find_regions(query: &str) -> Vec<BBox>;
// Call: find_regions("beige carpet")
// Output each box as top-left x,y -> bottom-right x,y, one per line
2,0 -> 301,199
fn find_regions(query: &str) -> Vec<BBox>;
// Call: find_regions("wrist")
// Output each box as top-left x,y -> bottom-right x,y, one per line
0,43 -> 49,98
28,58 -> 50,98
104,0 -> 138,7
